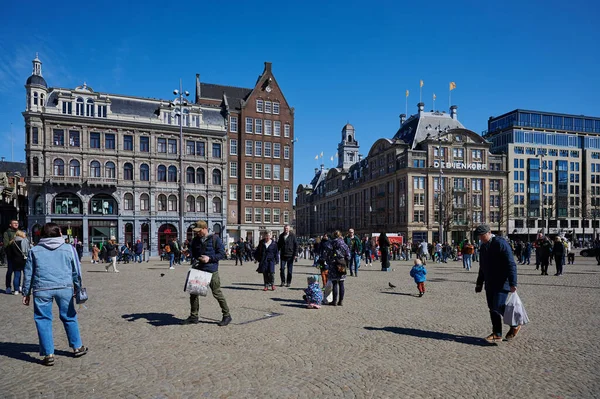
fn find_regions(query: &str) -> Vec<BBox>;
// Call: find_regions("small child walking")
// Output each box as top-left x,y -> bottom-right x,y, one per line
410,259 -> 427,297
303,275 -> 323,309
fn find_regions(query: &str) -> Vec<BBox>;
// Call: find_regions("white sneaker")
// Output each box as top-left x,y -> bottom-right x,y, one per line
13,290 -> 20,295
114,270 -> 120,273
169,267 -> 175,270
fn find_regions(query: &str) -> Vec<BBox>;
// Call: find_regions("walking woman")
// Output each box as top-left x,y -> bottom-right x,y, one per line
104,237 -> 119,273
379,232 -> 391,271
553,236 -> 565,276
323,230 -> 351,306
255,231 -> 279,291
21,223 -> 87,366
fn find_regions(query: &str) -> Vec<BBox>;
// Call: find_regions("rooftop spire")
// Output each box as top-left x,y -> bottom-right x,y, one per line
32,53 -> 42,77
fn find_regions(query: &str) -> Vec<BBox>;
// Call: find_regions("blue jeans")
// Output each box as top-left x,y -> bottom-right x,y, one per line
169,253 -> 175,267
349,253 -> 361,276
33,288 -> 82,356
280,258 -> 294,285
13,270 -> 22,292
463,254 -> 472,270
134,253 -> 142,263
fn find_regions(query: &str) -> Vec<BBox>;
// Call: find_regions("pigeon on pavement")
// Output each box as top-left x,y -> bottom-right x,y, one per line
388,282 -> 396,288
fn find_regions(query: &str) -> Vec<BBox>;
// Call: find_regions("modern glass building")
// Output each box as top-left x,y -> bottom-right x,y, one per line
484,109 -> 600,244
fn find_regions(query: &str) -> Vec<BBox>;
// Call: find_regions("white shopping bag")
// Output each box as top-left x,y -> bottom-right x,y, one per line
322,280 -> 333,304
504,292 -> 530,326
184,268 -> 212,296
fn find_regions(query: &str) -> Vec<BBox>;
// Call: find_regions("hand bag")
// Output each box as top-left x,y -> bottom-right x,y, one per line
503,292 -> 530,326
184,268 -> 212,296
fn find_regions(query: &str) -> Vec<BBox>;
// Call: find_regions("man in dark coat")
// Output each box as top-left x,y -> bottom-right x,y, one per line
475,224 -> 519,344
182,220 -> 231,326
235,238 -> 245,266
536,234 -> 553,275
277,225 -> 298,287
3,219 -> 19,294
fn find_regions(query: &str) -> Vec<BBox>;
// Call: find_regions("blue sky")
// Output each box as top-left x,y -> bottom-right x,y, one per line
1,0 -> 598,190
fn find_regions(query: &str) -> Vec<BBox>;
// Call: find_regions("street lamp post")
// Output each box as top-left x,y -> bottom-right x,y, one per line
172,81 -> 190,242
436,141 -> 444,244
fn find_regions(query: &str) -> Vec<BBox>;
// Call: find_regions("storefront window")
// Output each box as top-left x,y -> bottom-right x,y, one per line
53,193 -> 82,215
89,194 -> 118,215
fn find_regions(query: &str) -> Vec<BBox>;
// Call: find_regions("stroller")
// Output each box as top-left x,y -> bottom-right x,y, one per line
117,245 -> 132,264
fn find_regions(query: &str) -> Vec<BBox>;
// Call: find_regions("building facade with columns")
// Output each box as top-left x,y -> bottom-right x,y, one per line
484,109 -> 600,243
23,55 -> 228,255
196,62 -> 295,245
296,104 -> 509,244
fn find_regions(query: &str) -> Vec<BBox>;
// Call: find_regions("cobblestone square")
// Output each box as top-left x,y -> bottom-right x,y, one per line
1,255 -> 599,398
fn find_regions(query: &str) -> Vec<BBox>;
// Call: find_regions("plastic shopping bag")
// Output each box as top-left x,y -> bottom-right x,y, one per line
503,292 -> 530,326
322,280 -> 334,304
184,268 -> 212,296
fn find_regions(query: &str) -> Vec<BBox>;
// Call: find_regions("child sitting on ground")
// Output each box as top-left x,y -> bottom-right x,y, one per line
303,275 -> 323,309
409,259 -> 427,297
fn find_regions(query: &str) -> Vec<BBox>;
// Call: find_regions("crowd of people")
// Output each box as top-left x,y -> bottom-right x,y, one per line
4,215 -> 600,366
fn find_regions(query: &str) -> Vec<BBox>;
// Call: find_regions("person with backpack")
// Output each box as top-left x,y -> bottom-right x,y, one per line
5,230 -> 30,295
345,229 -> 363,277
182,220 -> 231,327
322,230 -> 351,306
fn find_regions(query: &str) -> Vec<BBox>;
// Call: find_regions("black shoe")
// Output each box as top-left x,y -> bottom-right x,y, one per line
337,301 -> 343,306
286,283 -> 291,287
181,316 -> 200,325
280,282 -> 285,287
418,292 -> 424,297
218,315 -> 232,327
42,354 -> 55,366
73,346 -> 88,358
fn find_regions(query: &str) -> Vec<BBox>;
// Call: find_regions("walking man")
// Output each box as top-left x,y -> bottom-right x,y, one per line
277,225 -> 298,287
235,238 -> 245,266
182,220 -> 232,326
345,229 -> 362,277
474,224 -> 520,344
4,219 -> 19,294
462,240 -> 474,271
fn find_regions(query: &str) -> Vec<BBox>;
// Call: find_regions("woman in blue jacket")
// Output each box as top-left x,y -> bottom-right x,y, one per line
22,223 -> 87,366
255,231 -> 279,291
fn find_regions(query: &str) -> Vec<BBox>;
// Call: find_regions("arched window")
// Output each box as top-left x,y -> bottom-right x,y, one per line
69,160 -> 80,176
124,162 -> 133,180
212,169 -> 222,185
168,195 -> 177,211
53,192 -> 82,214
90,161 -> 101,177
89,194 -> 117,215
140,164 -> 150,181
196,196 -> 206,213
157,194 -> 167,211
32,156 -> 39,176
105,161 -> 116,178
168,166 -> 177,182
212,197 -> 222,213
53,158 -> 65,176
124,193 -> 134,210
33,92 -> 38,105
157,165 -> 166,182
76,98 -> 84,116
140,193 -> 150,211
186,195 -> 195,212
86,98 -> 94,117
186,167 -> 195,184
196,167 -> 205,184
40,93 -> 45,106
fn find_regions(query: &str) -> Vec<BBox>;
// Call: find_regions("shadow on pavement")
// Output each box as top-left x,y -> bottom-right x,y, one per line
222,286 -> 260,291
0,342 -> 72,364
364,326 -> 491,347
121,312 -> 182,327
231,282 -> 265,287
379,291 -> 416,297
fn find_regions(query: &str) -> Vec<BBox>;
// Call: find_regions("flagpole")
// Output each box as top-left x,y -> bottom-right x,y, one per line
433,94 -> 436,111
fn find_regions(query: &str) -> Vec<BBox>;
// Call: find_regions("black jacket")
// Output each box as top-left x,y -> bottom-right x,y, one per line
278,233 -> 297,260
477,236 -> 518,292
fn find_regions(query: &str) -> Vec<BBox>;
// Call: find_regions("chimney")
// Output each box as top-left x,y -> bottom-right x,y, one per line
320,164 -> 324,171
417,102 -> 424,116
264,62 -> 272,73
195,74 -> 201,104
450,105 -> 458,120
400,114 -> 406,126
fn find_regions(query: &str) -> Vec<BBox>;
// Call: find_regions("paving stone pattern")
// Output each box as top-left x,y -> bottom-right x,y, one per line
1,254 -> 599,398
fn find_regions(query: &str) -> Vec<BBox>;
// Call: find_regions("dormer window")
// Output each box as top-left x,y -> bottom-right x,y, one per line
86,99 -> 94,117
76,98 -> 84,116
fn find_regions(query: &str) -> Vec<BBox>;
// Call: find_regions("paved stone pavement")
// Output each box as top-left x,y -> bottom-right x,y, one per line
1,253 -> 599,398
